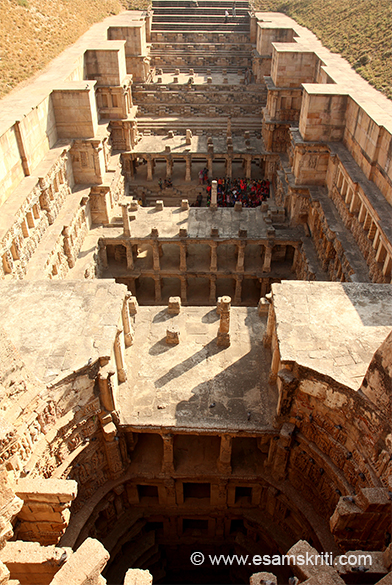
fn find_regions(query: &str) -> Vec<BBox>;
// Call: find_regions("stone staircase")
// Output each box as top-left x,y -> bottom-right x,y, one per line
135,116 -> 263,136
128,184 -> 201,206
151,0 -> 250,32
132,0 -> 263,135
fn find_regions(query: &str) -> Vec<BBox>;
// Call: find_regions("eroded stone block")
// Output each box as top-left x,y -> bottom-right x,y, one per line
168,296 -> 181,315
166,326 -> 180,345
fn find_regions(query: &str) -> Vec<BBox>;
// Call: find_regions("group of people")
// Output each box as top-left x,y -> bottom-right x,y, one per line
205,177 -> 270,208
225,3 -> 236,21
158,177 -> 173,190
198,167 -> 210,185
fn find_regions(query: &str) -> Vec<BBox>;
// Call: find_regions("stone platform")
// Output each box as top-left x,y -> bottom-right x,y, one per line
118,305 -> 277,432
0,280 -> 126,385
103,205 -> 298,240
272,281 -> 392,390
132,133 -> 266,155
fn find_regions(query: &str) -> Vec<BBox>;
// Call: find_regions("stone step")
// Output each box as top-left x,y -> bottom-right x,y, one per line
152,0 -> 249,7
134,89 -> 266,97
150,44 -> 254,52
152,22 -> 249,31
150,64 -> 253,73
150,50 -> 252,59
137,107 -> 264,117
152,8 -> 249,16
136,116 -> 263,133
151,30 -> 250,41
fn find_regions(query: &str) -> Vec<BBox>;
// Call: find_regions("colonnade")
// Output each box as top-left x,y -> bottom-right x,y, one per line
122,153 -> 277,182
101,238 -> 299,274
100,237 -> 300,304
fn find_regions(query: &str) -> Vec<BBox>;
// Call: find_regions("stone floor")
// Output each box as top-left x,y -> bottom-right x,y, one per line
272,280 -> 392,390
0,280 -> 126,385
112,206 -> 299,239
132,134 -> 265,155
128,160 -> 267,201
118,305 -> 277,431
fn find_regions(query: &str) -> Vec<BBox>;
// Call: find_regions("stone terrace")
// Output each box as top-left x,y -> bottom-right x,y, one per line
118,305 -> 277,432
270,281 -> 392,390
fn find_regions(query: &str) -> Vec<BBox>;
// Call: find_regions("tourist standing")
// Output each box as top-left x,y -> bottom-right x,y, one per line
224,9 -> 229,22
232,3 -> 236,18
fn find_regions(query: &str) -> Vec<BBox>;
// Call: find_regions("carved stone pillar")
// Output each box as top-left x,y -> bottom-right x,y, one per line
209,275 -> 216,304
163,480 -> 177,507
217,435 -> 232,473
102,420 -> 125,480
152,242 -> 160,271
269,344 -> 281,384
226,157 -> 232,179
122,293 -> 134,347
146,158 -> 153,181
267,423 -> 295,481
154,276 -> 162,303
62,227 -> 75,268
114,328 -> 127,382
162,434 -> 175,473
124,242 -> 134,270
245,157 -> 252,179
262,244 -> 273,273
98,239 -> 108,268
121,202 -> 131,237
207,156 -> 213,177
210,242 -> 218,271
234,275 -> 242,305
98,366 -> 116,411
179,242 -> 187,271
180,276 -> 187,303
185,157 -> 191,182
130,121 -> 139,149
39,180 -> 54,224
211,180 -> 218,209
166,157 -> 173,179
217,295 -> 231,347
291,246 -> 300,273
236,241 -> 245,272
260,278 -> 268,298
123,121 -> 131,151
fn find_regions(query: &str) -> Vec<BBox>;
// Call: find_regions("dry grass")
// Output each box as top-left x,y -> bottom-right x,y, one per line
0,0 -> 150,98
253,0 -> 392,100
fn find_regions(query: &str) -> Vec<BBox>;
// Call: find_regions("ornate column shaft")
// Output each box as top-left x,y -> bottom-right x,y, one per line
217,295 -> 231,347
209,275 -> 216,304
122,292 -> 134,347
162,434 -> 175,473
262,244 -> 273,273
146,158 -> 153,181
125,242 -> 134,270
154,276 -> 161,303
210,242 -> 218,271
236,241 -> 245,272
234,276 -> 242,305
180,276 -> 187,304
114,328 -> 127,382
152,242 -> 160,271
217,435 -> 232,473
121,202 -> 131,237
179,242 -> 187,271
185,157 -> 192,182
